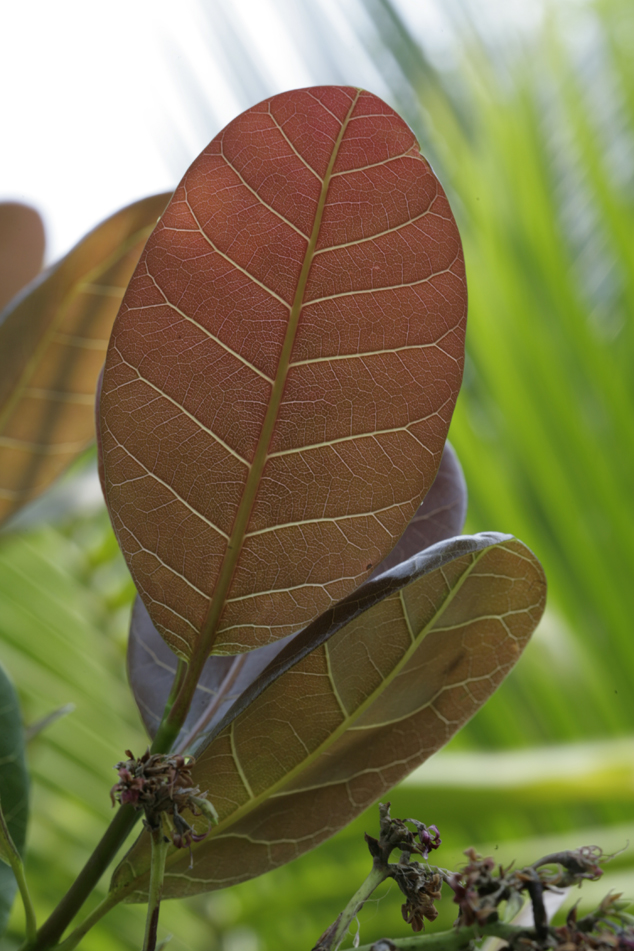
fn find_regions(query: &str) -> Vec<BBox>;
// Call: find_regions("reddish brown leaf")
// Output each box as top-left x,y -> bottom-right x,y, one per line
0,202 -> 45,312
110,533 -> 546,900
100,86 -> 467,659
0,194 -> 171,526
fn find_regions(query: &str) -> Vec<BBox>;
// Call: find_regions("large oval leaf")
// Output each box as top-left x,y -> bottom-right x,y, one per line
126,441 -> 468,743
0,662 -> 29,937
0,193 -> 171,526
0,202 -> 45,312
100,85 -> 468,659
111,532 -> 545,901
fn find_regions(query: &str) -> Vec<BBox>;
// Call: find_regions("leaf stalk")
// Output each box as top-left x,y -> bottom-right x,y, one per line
29,659 -> 195,949
12,851 -> 37,943
0,797 -> 36,943
151,659 -> 189,753
53,891 -> 122,951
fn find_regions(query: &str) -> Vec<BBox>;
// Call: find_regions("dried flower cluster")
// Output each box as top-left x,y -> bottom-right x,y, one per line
364,803 -> 444,933
364,805 -> 620,943
110,749 -> 218,856
447,845 -> 606,936
365,802 -> 442,866
315,802 -> 632,951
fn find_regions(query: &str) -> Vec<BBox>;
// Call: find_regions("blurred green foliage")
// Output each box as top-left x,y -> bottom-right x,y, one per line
2,0 -> 634,948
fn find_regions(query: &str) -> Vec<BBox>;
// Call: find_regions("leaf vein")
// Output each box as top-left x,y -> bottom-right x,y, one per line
304,260 -> 461,306
219,138 -> 311,240
176,193 -> 293,309
108,436 -> 230,541
267,107 -> 324,182
244,499 -> 411,539
112,350 -> 252,468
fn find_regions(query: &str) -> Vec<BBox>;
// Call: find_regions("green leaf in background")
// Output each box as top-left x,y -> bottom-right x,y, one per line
0,662 -> 29,937
0,513 -> 216,950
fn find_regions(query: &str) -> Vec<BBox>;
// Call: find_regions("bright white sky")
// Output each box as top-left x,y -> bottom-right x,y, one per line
0,0 -> 569,263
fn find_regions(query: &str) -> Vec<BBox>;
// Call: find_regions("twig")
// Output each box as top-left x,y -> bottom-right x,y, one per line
54,892 -> 122,951
312,865 -> 389,950
143,817 -> 170,951
354,922 -> 532,951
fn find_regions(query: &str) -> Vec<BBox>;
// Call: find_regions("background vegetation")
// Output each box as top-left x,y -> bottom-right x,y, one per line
2,0 -> 634,948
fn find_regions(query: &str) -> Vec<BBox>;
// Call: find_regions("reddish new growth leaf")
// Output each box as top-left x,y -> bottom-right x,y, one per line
100,86 -> 467,659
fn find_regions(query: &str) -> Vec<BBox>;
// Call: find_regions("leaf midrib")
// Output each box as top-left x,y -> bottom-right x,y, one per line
194,89 -> 362,660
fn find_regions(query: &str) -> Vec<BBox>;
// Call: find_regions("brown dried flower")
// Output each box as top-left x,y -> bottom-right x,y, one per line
110,749 -> 218,859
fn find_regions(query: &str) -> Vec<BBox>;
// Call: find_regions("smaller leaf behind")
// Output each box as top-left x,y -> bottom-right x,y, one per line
0,192 -> 171,527
0,203 -> 45,312
369,441 -> 467,577
126,441 -> 467,746
0,662 -> 29,937
127,597 -> 294,747
112,532 -> 546,901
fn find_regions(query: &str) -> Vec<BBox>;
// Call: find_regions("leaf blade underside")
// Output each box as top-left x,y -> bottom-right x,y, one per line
126,441 -> 468,745
0,663 -> 29,937
111,532 -> 546,901
100,86 -> 468,659
0,193 -> 171,527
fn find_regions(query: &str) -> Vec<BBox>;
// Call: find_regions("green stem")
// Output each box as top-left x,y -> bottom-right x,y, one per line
163,659 -> 187,722
150,658 -> 190,754
54,891 -> 122,951
329,863 -> 389,951
29,660 -> 191,949
353,922 -> 533,951
28,803 -> 140,950
143,820 -> 169,951
11,853 -> 37,943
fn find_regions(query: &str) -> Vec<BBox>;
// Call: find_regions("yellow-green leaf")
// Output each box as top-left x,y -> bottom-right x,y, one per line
0,193 -> 171,527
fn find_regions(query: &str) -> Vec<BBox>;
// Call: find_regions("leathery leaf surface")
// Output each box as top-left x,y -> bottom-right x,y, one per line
99,85 -> 467,659
0,193 -> 170,526
111,532 -> 546,900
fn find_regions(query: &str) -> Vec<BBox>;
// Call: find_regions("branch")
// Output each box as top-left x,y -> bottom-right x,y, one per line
25,803 -> 139,949
313,864 -> 389,951
354,921 -> 533,951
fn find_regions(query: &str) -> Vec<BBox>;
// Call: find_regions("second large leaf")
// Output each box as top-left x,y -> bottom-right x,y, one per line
100,85 -> 468,658
111,533 -> 546,900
